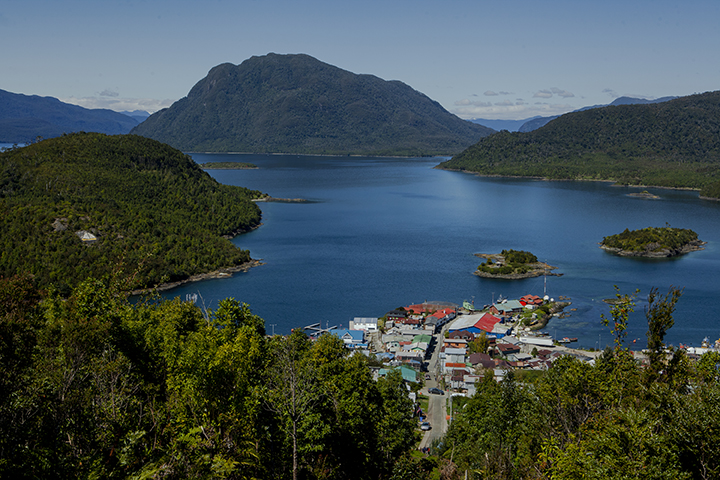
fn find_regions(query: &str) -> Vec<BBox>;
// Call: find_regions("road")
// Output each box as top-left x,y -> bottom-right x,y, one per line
418,324 -> 450,449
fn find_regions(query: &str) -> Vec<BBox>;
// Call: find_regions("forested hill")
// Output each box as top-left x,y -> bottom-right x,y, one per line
131,53 -> 494,156
438,91 -> 720,198
0,133 -> 262,291
0,89 -> 139,143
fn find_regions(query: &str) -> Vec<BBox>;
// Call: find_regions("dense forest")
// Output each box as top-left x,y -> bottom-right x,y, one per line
132,53 -> 494,156
0,133 -> 263,291
0,275 -> 418,479
438,91 -> 720,198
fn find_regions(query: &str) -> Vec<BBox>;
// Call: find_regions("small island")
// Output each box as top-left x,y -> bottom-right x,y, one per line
600,226 -> 706,258
627,190 -> 660,199
474,249 -> 562,279
200,162 -> 258,169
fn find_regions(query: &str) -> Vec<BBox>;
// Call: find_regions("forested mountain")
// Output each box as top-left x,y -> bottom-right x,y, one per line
0,89 -> 139,143
131,53 -> 494,156
439,91 -> 720,198
0,133 -> 262,290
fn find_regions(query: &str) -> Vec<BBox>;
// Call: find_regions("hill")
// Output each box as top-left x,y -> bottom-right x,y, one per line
517,96 -> 678,133
0,89 -> 139,143
0,133 -> 262,291
131,53 -> 494,156
438,91 -> 720,198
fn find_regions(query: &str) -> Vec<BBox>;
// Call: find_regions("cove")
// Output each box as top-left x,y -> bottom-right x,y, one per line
164,153 -> 720,350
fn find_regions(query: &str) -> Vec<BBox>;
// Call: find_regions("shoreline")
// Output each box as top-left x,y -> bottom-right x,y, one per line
131,259 -> 264,296
435,167 -> 704,194
599,240 -> 706,258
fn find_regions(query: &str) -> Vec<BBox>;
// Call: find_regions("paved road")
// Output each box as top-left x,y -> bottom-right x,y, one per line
418,324 -> 451,449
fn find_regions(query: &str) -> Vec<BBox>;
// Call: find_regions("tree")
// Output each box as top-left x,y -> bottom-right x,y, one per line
600,286 -> 639,350
265,330 -> 319,480
645,286 -> 683,383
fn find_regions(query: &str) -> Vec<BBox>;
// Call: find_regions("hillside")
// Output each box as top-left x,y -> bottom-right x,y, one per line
131,53 -> 494,156
0,133 -> 262,290
0,89 -> 138,143
517,96 -> 677,132
438,91 -> 720,197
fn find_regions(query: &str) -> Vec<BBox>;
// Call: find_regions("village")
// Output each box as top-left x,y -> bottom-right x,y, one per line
305,292 -> 601,443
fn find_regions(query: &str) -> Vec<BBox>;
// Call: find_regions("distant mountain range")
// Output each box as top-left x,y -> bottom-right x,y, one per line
131,53 -> 494,156
0,89 -> 141,143
440,91 -> 720,198
471,96 -> 677,133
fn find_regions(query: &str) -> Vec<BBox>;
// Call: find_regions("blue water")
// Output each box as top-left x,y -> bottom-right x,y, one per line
165,153 -> 720,350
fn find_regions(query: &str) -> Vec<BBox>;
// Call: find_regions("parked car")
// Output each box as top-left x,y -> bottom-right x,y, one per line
428,387 -> 444,395
425,373 -> 431,380
420,421 -> 432,431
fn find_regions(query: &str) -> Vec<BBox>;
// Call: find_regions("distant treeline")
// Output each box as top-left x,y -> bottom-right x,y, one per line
0,133 -> 263,291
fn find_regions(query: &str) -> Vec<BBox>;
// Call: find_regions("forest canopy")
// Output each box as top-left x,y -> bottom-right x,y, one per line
438,91 -> 720,198
0,133 -> 263,291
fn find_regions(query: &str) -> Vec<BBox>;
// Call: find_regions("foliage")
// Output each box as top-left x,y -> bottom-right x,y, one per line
0,133 -> 263,290
477,250 -> 538,275
601,227 -> 700,253
132,53 -> 494,156
600,286 -> 639,349
438,91 -> 720,198
0,275 -> 419,480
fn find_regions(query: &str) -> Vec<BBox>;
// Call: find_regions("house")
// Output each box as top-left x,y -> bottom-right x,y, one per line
468,352 -> 495,370
378,365 -> 418,383
490,300 -> 524,316
386,310 -> 407,322
496,343 -> 521,356
443,347 -> 467,365
449,330 -> 475,341
443,338 -> 468,349
443,362 -> 469,375
350,317 -> 379,331
76,230 -> 97,243
448,312 -> 506,335
519,294 -> 544,306
329,329 -> 366,349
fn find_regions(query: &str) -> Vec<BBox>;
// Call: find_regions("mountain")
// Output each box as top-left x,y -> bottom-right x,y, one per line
518,96 -> 678,133
120,110 -> 151,123
0,132 -> 262,290
470,117 -> 539,132
0,89 -> 139,143
438,91 -> 720,198
131,53 -> 494,156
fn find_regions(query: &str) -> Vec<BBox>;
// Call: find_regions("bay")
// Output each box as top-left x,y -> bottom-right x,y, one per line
165,153 -> 720,350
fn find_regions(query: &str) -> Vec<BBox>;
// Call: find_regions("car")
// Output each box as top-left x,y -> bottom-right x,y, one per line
420,421 -> 432,431
428,387 -> 444,395
425,373 -> 431,380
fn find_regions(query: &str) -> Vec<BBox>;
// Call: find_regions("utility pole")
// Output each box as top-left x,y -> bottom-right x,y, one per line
270,324 -> 276,336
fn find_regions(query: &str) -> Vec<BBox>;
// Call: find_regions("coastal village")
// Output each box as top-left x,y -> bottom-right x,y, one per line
306,292 -> 599,439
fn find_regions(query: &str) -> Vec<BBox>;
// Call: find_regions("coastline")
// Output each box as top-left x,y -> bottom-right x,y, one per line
131,259 -> 264,296
599,240 -> 706,258
434,167 -> 704,195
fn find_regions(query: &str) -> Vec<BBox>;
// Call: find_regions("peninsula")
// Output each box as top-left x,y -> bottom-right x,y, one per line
200,161 -> 258,169
600,226 -> 705,257
474,250 -> 561,279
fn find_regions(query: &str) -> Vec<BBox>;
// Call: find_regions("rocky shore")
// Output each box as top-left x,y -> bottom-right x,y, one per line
599,239 -> 706,258
473,254 -> 562,280
131,259 -> 264,295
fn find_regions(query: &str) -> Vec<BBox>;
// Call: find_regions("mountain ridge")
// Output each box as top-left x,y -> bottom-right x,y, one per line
0,89 -> 139,143
131,53 -> 494,156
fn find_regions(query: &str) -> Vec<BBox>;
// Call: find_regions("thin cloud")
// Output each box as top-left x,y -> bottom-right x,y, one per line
452,101 -> 575,121
484,90 -> 499,96
551,87 -> 574,98
61,95 -> 175,114
533,90 -> 553,99
603,88 -> 619,98
455,99 -> 492,107
99,89 -> 119,98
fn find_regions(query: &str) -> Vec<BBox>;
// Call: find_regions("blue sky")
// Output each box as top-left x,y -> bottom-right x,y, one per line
2,0 -> 718,120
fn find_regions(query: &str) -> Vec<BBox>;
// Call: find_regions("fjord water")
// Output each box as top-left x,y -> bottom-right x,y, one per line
169,153 -> 720,349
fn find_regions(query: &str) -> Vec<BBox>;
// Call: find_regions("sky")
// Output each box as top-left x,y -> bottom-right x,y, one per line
2,0 -> 719,121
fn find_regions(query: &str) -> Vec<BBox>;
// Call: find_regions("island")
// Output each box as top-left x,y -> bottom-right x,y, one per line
627,190 -> 660,199
600,226 -> 706,257
474,249 -> 562,279
199,161 -> 258,169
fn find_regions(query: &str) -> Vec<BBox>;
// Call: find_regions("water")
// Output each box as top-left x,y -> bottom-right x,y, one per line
164,153 -> 720,350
